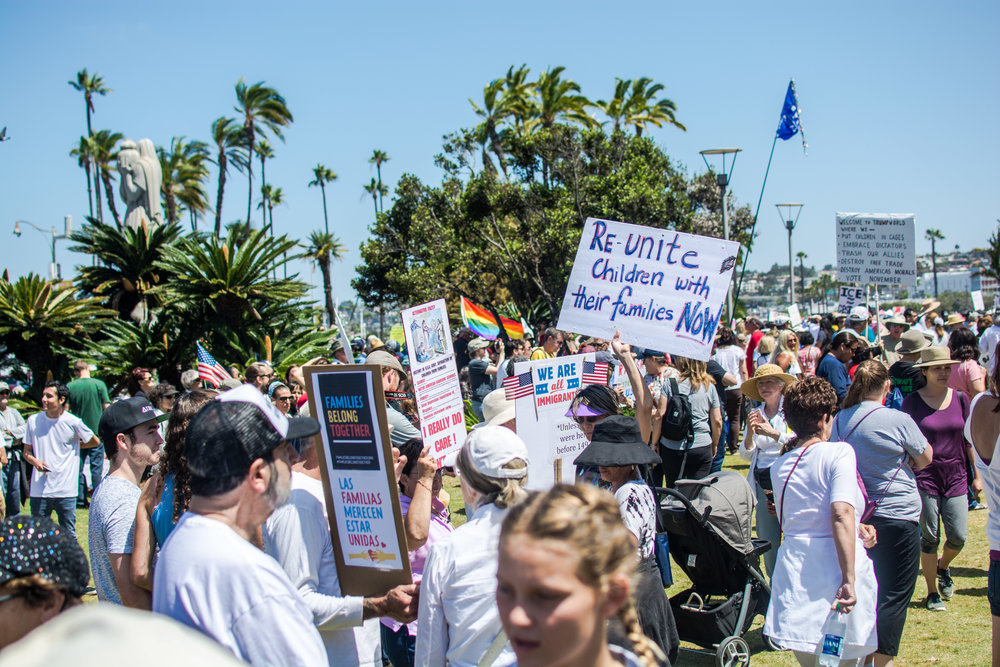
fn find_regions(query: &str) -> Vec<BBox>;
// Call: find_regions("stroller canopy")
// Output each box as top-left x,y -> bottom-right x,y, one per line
671,470 -> 757,555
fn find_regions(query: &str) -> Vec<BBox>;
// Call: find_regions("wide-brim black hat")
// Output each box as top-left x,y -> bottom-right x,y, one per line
573,415 -> 660,467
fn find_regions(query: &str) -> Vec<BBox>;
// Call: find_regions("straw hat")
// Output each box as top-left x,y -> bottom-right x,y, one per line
739,364 -> 796,402
913,346 -> 959,368
897,329 -> 931,356
918,299 -> 941,318
944,313 -> 966,327
884,315 -> 909,330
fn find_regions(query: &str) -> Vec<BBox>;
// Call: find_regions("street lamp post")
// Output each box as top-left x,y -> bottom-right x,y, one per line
700,148 -> 742,320
775,203 -> 803,306
13,216 -> 73,280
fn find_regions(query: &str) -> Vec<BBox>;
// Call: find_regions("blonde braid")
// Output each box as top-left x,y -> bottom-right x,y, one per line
618,599 -> 661,667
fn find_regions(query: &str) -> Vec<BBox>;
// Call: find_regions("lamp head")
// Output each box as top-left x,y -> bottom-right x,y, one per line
13,222 -> 21,237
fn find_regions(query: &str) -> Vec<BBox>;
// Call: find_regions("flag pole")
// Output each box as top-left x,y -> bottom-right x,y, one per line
732,134 -> 778,315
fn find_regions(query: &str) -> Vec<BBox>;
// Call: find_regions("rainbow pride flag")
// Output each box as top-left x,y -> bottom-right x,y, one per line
460,296 -> 524,340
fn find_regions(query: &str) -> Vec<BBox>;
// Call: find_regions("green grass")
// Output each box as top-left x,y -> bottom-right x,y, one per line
54,453 -> 992,664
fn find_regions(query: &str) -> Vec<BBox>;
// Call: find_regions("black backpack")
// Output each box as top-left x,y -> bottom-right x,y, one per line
660,378 -> 694,444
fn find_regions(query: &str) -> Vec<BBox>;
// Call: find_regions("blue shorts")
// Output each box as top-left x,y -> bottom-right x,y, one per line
989,559 -> 1000,617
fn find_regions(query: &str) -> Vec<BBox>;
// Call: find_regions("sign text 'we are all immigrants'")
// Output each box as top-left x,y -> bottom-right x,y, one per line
557,218 -> 741,361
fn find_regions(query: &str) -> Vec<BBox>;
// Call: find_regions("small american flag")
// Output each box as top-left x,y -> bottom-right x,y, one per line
197,342 -> 231,388
582,361 -> 610,386
503,371 -> 534,400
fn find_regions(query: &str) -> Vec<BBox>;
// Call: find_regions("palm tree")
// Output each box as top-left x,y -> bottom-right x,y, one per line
925,228 -> 945,297
796,251 -> 808,295
369,150 -> 390,212
68,69 -> 111,219
362,178 -> 386,218
621,77 -> 685,137
255,139 -> 275,217
233,79 -> 294,225
210,116 -> 249,236
70,135 -> 96,218
597,78 -> 631,133
304,231 -> 345,327
308,164 -> 337,234
529,66 -> 597,131
157,137 -> 210,227
0,273 -> 113,398
70,217 -> 183,322
91,129 -> 124,229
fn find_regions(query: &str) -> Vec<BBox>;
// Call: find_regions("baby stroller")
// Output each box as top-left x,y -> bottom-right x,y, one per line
655,470 -> 775,667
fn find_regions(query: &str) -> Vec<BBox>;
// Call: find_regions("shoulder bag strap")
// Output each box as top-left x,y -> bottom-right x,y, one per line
835,406 -> 883,442
778,442 -> 813,528
477,628 -> 508,667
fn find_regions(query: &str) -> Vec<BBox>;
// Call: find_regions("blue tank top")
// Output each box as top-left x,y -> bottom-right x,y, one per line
151,472 -> 178,547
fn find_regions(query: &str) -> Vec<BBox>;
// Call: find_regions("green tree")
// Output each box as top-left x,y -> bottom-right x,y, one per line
91,129 -> 124,229
973,221 -> 1000,286
210,117 -> 249,236
234,79 -> 293,225
255,139 -> 275,217
308,164 -> 337,234
598,77 -> 685,136
369,150 -> 390,213
70,218 -> 183,322
0,274 -> 113,398
69,135 -> 96,220
158,137 -> 210,228
362,178 -> 387,218
303,231 -> 345,327
796,251 -> 808,294
68,69 -> 111,219
528,66 -> 597,131
925,228 -> 945,297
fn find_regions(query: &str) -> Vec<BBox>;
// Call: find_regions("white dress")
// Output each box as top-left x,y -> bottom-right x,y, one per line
764,441 -> 877,659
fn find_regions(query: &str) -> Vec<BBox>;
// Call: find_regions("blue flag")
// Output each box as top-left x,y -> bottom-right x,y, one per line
776,79 -> 808,154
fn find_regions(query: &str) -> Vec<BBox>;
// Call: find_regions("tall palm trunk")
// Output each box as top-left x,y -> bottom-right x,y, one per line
319,254 -> 335,327
370,192 -> 378,218
320,181 -> 330,234
259,152 -> 268,227
245,126 -> 255,224
93,165 -> 104,222
100,169 -> 121,229
85,98 -> 99,220
214,151 -> 227,235
82,156 -> 94,218
376,164 -> 384,213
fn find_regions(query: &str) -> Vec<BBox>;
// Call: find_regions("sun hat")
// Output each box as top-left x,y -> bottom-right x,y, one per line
98,396 -> 169,450
466,338 -> 490,353
884,315 -> 909,330
739,363 -> 796,402
573,416 -> 660,467
0,516 -> 89,597
0,381 -> 9,393
366,349 -> 404,373
478,388 -> 515,428
918,299 -> 941,317
184,384 -> 320,485
944,313 -> 966,327
444,425 -> 529,478
914,346 -> 959,368
847,306 -> 870,322
219,378 -> 243,390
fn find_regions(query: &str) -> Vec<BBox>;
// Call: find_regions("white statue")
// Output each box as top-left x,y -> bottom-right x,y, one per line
118,138 -> 164,229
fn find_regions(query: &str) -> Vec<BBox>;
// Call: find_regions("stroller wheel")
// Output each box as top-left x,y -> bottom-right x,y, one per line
716,636 -> 750,667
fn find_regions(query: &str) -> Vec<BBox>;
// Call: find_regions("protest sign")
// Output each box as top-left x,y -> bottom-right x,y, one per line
610,361 -> 633,405
971,290 -> 984,311
557,218 -> 741,362
303,365 -> 411,596
388,325 -> 406,345
510,353 -> 607,489
836,213 -> 917,286
787,304 -> 803,327
400,299 -> 466,466
837,286 -> 866,315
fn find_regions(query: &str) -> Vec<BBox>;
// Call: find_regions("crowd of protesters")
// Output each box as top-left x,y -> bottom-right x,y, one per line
0,297 -> 998,667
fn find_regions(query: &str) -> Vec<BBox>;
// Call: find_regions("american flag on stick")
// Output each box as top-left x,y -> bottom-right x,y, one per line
197,342 -> 231,388
582,361 -> 610,386
503,371 -> 534,400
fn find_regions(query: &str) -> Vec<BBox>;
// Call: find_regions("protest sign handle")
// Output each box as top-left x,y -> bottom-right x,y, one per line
874,285 -> 883,352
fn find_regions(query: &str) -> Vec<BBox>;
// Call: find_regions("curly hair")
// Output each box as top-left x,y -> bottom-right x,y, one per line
948,327 -> 979,362
781,376 -> 837,454
500,484 -> 660,667
5,574 -> 83,611
161,388 -> 217,522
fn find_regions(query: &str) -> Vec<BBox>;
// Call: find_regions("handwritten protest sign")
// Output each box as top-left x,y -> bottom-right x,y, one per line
837,286 -> 866,316
971,290 -> 985,312
557,218 -> 740,362
304,365 -> 411,596
401,299 -> 466,466
836,213 -> 917,286
787,304 -> 803,327
511,353 -> 605,489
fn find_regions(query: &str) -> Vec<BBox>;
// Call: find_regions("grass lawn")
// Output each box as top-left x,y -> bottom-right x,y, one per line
52,450 -> 992,664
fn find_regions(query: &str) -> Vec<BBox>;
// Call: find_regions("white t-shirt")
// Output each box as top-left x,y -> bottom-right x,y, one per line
712,346 -> 744,386
614,481 -> 656,560
23,411 -> 94,497
153,512 -> 326,667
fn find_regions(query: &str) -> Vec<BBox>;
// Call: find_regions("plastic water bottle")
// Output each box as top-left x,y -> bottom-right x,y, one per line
817,610 -> 847,666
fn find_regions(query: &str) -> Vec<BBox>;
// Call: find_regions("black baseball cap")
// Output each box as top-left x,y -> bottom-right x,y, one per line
98,397 -> 169,449
185,385 -> 320,484
0,516 -> 90,597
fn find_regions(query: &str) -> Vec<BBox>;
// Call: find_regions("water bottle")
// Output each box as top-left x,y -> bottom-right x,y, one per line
817,610 -> 847,666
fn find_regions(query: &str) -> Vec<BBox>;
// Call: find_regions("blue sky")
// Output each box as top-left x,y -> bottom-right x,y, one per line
1,2 -> 997,308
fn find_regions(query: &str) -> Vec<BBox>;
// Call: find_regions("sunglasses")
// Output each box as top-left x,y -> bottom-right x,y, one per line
0,391 -> 9,398
274,396 -> 293,402
573,416 -> 603,425
0,591 -> 24,605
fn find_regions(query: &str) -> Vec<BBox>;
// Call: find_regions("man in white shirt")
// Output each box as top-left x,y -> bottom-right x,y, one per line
153,385 -> 327,666
979,317 -> 1000,373
0,381 -> 26,515
263,434 -> 418,666
23,382 -> 100,537
89,397 -> 167,608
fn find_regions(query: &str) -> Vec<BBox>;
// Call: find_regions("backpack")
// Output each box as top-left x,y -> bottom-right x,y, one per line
660,378 -> 694,444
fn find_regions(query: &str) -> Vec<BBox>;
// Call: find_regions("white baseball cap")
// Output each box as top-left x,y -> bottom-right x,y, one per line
445,425 -> 529,478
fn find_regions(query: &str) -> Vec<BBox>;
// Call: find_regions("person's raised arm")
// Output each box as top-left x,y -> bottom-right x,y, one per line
830,501 -> 858,613
485,340 -> 506,377
404,446 -> 437,550
611,330 -> 653,443
131,471 -> 163,591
